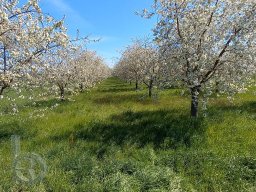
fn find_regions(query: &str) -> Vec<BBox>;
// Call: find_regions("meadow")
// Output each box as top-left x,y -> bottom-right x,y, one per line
0,77 -> 255,192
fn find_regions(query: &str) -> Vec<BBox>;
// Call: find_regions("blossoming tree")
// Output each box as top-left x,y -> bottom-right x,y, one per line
73,50 -> 111,92
115,40 -> 170,97
43,46 -> 110,101
144,0 -> 256,117
0,0 -> 68,97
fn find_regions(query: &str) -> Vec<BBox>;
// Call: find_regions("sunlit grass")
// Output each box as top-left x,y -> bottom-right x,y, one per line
0,77 -> 255,191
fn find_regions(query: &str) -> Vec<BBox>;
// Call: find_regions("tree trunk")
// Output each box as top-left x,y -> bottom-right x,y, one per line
79,83 -> 84,92
3,45 -> 7,74
148,79 -> 153,98
149,87 -> 152,98
129,81 -> 132,85
135,80 -> 138,90
0,45 -> 8,96
190,87 -> 200,117
0,81 -> 9,96
60,87 -> 65,101
0,86 -> 4,95
215,81 -> 220,93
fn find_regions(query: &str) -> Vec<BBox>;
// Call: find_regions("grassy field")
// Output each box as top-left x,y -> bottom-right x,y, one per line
0,77 -> 255,191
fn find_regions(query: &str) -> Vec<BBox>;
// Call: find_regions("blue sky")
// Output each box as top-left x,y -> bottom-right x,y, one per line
37,0 -> 156,67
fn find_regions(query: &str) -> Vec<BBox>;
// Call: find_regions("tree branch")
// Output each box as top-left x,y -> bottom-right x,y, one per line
201,28 -> 242,83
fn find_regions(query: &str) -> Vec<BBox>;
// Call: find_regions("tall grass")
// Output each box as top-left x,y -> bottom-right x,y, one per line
0,77 -> 255,191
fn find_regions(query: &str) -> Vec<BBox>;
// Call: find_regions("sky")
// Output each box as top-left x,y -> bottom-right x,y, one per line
36,0 -> 157,67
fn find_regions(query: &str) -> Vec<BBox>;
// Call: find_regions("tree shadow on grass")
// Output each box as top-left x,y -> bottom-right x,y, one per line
75,109 -> 206,149
221,101 -> 256,114
24,98 -> 64,108
98,87 -> 135,93
0,122 -> 37,140
93,94 -> 142,105
100,84 -> 129,88
208,100 -> 256,119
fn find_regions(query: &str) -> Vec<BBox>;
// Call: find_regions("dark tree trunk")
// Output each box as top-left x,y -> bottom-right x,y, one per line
149,87 -> 152,97
129,81 -> 132,85
215,81 -> 220,93
148,79 -> 153,98
190,86 -> 200,117
0,45 -> 8,96
0,86 -> 4,95
60,87 -> 65,101
135,80 -> 138,90
3,45 -> 7,74
79,83 -> 84,92
0,81 -> 9,96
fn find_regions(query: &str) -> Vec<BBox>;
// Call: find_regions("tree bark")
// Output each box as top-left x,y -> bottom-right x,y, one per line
149,87 -> 152,98
3,45 -> 7,74
0,45 -> 8,96
148,79 -> 153,98
60,87 -> 65,101
0,86 -> 5,95
190,86 -> 200,117
0,80 -> 10,96
215,81 -> 220,93
79,83 -> 84,92
135,80 -> 138,90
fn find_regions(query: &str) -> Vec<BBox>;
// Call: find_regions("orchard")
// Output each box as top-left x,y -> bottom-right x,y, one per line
0,0 -> 255,191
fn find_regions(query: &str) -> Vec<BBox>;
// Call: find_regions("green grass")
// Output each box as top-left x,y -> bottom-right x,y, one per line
0,77 -> 255,191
